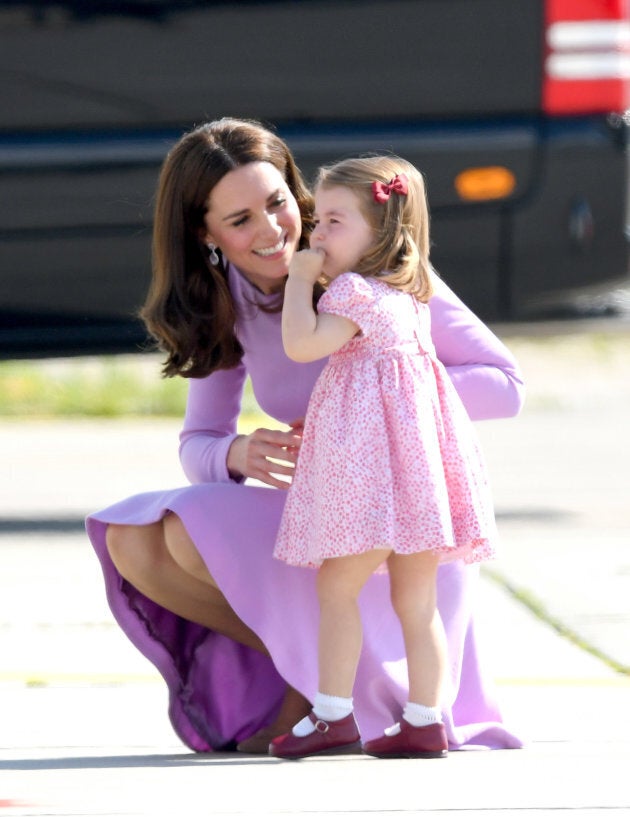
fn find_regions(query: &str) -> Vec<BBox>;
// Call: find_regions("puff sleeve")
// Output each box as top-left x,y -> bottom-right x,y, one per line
317,272 -> 376,334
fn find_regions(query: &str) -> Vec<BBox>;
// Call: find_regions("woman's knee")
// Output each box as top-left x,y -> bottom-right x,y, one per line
162,513 -> 213,583
105,522 -> 164,578
105,523 -> 131,569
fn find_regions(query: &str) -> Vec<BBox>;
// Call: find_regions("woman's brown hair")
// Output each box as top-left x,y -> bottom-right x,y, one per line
141,117 -> 314,378
316,155 -> 433,302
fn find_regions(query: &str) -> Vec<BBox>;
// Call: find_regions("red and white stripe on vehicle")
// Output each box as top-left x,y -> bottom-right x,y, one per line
543,0 -> 630,114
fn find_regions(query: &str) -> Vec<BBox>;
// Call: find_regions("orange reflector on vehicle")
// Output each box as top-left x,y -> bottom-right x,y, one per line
454,166 -> 516,201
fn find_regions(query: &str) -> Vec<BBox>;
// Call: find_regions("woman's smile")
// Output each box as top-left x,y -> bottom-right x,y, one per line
254,233 -> 287,257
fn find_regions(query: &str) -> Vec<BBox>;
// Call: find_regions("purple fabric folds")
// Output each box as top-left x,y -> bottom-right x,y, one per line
85,265 -> 525,751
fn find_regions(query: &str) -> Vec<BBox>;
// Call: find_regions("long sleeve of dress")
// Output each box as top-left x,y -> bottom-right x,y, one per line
179,363 -> 247,484
178,272 -> 525,485
429,275 -> 525,420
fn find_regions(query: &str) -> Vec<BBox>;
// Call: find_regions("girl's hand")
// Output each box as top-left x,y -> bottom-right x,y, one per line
288,248 -> 325,284
227,422 -> 304,489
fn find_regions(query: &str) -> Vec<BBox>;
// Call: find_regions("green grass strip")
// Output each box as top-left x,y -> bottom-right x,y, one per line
484,566 -> 630,677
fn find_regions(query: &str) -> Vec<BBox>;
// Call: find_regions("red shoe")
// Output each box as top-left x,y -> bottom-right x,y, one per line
269,711 -> 361,759
363,720 -> 448,759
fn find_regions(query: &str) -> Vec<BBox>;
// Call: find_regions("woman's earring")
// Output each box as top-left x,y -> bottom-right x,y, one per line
207,243 -> 220,266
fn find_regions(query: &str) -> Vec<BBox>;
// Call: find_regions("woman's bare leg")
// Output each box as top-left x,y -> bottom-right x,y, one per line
235,684 -> 312,753
105,516 -> 310,750
106,517 -> 265,651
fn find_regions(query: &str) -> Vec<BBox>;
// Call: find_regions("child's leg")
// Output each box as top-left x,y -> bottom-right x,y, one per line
317,549 -> 391,697
388,551 -> 446,711
270,549 -> 390,757
290,548 -> 390,738
361,550 -> 448,758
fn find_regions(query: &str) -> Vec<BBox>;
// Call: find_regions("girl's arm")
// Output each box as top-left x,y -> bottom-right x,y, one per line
429,274 -> 525,420
282,250 -> 358,363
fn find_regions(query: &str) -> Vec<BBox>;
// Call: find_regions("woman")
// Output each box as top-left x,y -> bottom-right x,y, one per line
86,117 -> 525,754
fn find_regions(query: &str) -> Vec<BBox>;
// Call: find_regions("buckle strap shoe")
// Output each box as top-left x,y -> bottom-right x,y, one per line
269,711 -> 362,759
363,720 -> 448,759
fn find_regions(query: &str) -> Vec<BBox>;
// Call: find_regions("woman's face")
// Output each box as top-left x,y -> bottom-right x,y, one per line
202,161 -> 302,293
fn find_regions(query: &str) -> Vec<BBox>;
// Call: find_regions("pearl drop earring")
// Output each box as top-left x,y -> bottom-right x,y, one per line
207,243 -> 220,266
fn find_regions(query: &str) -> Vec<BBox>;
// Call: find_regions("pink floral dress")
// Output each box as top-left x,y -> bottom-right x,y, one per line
274,272 -> 497,568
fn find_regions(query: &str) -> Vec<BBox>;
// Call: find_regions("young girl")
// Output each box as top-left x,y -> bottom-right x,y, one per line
270,155 -> 498,760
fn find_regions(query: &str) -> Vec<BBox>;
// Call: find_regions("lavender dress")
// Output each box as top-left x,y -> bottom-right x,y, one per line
86,263 -> 525,752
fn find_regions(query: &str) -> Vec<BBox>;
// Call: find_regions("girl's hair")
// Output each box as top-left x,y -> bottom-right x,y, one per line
141,117 -> 314,378
316,155 -> 433,302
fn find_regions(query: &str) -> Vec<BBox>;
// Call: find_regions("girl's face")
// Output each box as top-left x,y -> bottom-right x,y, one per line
309,185 -> 374,280
202,161 -> 302,293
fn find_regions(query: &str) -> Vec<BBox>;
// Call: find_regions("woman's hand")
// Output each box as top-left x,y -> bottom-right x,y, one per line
227,421 -> 304,489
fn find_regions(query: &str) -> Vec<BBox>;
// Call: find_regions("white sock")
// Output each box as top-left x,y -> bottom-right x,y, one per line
314,692 -> 354,721
384,702 -> 442,737
403,701 -> 443,727
292,692 -> 353,737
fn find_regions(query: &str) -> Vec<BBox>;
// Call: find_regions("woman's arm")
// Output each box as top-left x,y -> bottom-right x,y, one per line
179,364 -> 248,484
429,274 -> 525,420
179,363 -> 302,489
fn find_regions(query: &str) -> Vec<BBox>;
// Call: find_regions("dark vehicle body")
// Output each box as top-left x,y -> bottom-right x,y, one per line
1,0 -> 628,357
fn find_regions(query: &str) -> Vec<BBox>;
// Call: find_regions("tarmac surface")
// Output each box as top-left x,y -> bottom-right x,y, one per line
1,319 -> 629,816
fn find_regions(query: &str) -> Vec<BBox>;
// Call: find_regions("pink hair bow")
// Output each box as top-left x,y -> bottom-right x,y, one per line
371,173 -> 409,203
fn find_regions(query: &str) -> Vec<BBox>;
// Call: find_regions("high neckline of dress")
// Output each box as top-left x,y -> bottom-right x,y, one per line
228,262 -> 285,301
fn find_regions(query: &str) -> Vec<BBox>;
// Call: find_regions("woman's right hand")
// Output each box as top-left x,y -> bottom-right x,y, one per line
227,423 -> 303,489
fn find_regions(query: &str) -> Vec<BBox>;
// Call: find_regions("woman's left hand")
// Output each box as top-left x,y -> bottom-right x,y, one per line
226,419 -> 304,489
